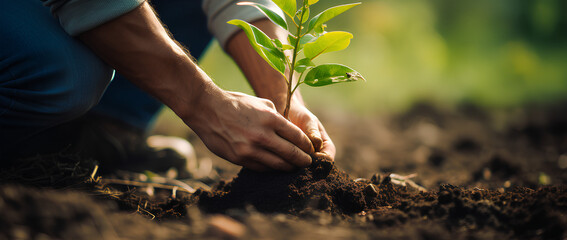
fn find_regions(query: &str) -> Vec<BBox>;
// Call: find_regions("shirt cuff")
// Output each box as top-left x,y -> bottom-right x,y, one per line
202,0 -> 284,49
52,0 -> 145,36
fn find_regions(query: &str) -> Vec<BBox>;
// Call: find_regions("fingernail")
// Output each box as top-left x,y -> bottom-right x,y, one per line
310,130 -> 322,151
309,130 -> 321,140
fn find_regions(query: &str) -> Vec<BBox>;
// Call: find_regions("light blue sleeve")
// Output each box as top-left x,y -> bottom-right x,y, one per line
202,0 -> 284,49
42,0 -> 145,36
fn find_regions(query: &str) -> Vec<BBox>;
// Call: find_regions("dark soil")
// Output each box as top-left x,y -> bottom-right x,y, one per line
2,103 -> 567,239
198,156 -> 373,215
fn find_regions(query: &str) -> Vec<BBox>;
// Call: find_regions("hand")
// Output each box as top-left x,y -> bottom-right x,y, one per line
287,103 -> 336,160
224,19 -> 335,160
184,90 -> 314,171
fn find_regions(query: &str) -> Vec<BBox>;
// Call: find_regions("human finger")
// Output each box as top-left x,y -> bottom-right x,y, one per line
272,116 -> 315,155
318,122 -> 336,160
248,148 -> 296,171
300,115 -> 323,152
232,140 -> 297,171
257,131 -> 314,168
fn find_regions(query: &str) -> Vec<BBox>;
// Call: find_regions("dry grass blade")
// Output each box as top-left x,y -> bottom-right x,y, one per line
99,178 -> 196,194
389,173 -> 427,192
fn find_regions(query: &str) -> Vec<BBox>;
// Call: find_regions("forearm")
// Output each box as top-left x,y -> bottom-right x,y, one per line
76,3 -> 314,170
226,19 -> 304,113
78,2 -> 216,120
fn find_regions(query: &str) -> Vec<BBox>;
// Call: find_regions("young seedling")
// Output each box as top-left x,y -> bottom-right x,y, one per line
228,0 -> 365,118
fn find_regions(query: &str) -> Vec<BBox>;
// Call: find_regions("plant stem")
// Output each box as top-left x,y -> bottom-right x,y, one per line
290,70 -> 307,97
283,3 -> 308,119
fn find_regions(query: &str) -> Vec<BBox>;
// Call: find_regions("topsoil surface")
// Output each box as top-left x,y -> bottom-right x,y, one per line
1,103 -> 567,240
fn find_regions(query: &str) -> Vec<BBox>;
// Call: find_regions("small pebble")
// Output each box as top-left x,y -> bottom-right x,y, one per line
558,154 -> 567,169
207,215 -> 246,239
483,168 -> 492,180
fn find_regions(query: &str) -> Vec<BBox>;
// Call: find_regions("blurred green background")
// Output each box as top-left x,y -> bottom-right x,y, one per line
197,0 -> 567,114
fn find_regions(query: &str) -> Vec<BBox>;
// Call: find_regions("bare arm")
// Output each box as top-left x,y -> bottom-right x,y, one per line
78,3 -> 314,171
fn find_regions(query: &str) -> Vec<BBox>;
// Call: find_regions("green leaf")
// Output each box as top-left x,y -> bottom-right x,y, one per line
272,0 -> 296,19
303,64 -> 365,87
281,44 -> 294,50
303,31 -> 353,59
295,58 -> 316,73
298,34 -> 317,51
301,7 -> 310,23
307,3 -> 361,33
228,19 -> 286,74
273,39 -> 294,51
273,38 -> 283,49
307,0 -> 319,5
237,2 -> 287,30
288,34 -> 298,47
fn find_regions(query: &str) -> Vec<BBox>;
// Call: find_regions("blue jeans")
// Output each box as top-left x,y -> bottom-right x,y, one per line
0,0 -> 212,159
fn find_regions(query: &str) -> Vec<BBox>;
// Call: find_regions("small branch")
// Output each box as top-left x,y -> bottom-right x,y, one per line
90,165 -> 99,180
290,81 -> 302,97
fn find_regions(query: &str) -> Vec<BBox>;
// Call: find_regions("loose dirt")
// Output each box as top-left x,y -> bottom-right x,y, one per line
1,103 -> 567,239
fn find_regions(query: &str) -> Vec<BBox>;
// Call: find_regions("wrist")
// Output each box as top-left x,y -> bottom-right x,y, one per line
168,70 -> 222,126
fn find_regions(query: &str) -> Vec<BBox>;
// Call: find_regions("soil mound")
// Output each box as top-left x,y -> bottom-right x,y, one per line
197,155 -> 398,215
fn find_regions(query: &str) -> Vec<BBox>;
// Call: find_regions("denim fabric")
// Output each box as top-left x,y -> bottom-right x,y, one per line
0,0 -> 114,157
0,0 -> 212,158
88,0 -> 213,131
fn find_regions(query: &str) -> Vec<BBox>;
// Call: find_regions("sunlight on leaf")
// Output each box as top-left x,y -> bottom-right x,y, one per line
228,19 -> 286,74
237,2 -> 287,30
307,3 -> 361,33
272,0 -> 296,19
307,0 -> 319,5
281,44 -> 294,50
304,31 -> 353,59
304,64 -> 365,87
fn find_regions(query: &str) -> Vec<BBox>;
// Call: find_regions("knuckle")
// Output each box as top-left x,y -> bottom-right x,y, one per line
234,144 -> 254,159
259,113 -> 279,127
261,99 -> 276,109
249,131 -> 269,145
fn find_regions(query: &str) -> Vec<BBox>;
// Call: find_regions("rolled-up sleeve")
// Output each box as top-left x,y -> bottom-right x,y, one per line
202,0 -> 284,49
42,0 -> 145,36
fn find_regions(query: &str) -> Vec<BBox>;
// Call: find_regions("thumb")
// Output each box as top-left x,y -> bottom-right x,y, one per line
304,119 -> 322,152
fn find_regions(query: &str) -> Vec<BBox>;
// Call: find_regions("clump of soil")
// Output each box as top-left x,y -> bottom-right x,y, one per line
198,155 -> 402,216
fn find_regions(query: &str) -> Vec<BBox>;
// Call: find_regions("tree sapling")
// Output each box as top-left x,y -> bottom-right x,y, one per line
228,0 -> 365,118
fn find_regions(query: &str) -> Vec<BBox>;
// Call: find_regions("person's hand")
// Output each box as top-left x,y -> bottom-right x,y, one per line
184,90 -> 314,171
287,102 -> 336,160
